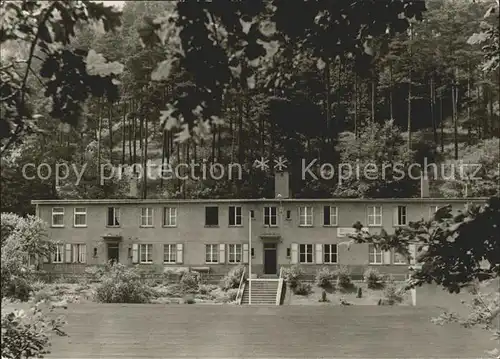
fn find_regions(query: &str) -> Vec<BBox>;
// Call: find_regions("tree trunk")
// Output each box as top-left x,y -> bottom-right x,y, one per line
467,62 -> 472,143
371,76 -> 376,123
160,129 -> 167,188
142,114 -> 148,199
440,93 -> 444,153
354,71 -> 358,138
97,99 -> 102,184
389,61 -> 394,120
430,74 -> 437,145
211,125 -> 216,162
132,100 -> 137,168
108,103 -> 113,163
121,102 -> 126,167
452,68 -> 459,160
407,24 -> 413,152
325,57 -> 331,156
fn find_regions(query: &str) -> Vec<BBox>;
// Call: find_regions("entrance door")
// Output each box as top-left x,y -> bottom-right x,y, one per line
263,243 -> 277,275
107,243 -> 119,264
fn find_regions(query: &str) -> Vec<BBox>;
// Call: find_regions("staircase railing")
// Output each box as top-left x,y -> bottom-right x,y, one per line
236,267 -> 246,305
275,266 -> 284,306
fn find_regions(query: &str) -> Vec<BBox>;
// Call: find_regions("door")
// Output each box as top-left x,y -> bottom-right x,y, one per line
107,243 -> 119,264
263,243 -> 277,275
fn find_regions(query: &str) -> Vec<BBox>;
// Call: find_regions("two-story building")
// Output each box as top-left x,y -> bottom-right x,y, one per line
32,173 -> 486,278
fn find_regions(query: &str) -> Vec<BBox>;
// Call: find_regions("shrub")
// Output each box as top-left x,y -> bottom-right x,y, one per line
226,288 -> 239,302
282,265 -> 304,289
315,267 -> 336,289
1,300 -> 66,359
198,284 -> 218,295
183,294 -> 196,304
84,266 -> 106,282
335,266 -> 352,290
163,267 -> 189,283
357,287 -> 363,298
293,282 -> 311,296
220,265 -> 245,291
180,272 -> 199,291
318,290 -> 329,302
94,264 -> 153,303
364,267 -> 386,289
383,277 -> 404,305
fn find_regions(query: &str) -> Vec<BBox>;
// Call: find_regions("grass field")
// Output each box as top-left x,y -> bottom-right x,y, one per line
45,303 -> 494,359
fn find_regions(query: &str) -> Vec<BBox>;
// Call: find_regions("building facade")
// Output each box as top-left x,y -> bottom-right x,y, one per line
32,194 -> 485,278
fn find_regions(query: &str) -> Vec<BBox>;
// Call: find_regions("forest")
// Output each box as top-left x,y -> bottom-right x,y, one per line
1,0 -> 499,215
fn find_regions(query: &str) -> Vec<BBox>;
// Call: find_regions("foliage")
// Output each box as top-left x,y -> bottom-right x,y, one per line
94,263 -> 153,303
182,294 -> 196,304
293,282 -> 312,296
364,268 -> 386,290
315,267 -> 336,289
220,265 -> 245,291
282,265 -> 304,289
0,1 -> 123,154
1,299 -> 66,359
179,272 -> 200,292
335,266 -> 353,290
382,276 -> 404,305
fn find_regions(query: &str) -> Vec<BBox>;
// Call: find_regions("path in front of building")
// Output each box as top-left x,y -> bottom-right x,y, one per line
47,303 -> 492,358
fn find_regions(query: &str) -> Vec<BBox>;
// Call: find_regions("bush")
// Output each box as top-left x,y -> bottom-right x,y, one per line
94,264 -> 153,303
226,288 -> 239,302
357,287 -> 363,298
198,284 -> 218,295
383,277 -> 404,305
1,300 -> 66,359
220,265 -> 245,291
180,272 -> 199,291
318,290 -> 329,302
282,265 -> 304,289
163,267 -> 189,283
364,267 -> 386,289
315,267 -> 336,289
183,294 -> 196,304
335,266 -> 352,290
293,282 -> 311,296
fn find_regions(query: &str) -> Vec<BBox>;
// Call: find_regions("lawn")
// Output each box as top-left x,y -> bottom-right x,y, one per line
45,303 -> 494,358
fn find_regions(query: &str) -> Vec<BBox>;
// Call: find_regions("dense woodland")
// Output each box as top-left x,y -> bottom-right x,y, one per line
1,0 -> 499,215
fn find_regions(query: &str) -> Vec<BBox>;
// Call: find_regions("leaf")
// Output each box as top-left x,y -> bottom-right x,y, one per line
240,17 -> 253,34
467,32 -> 488,45
316,58 -> 326,70
247,74 -> 255,89
363,41 -> 374,56
85,50 -> 124,77
151,60 -> 172,81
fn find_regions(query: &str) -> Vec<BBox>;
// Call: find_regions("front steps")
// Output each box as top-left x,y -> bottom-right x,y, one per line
241,280 -> 280,305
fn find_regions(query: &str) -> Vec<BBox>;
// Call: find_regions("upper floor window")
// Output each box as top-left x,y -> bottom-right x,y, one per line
299,244 -> 313,263
205,244 -> 219,263
228,244 -> 242,263
369,244 -> 383,264
52,207 -> 64,227
299,206 -> 313,226
140,244 -> 153,263
323,206 -> 338,226
228,206 -> 242,226
264,206 -> 277,226
141,208 -> 153,227
396,206 -> 407,226
367,206 -> 382,226
163,244 -> 176,263
324,244 -> 338,263
163,207 -> 177,227
53,244 -> 64,263
205,206 -> 219,226
74,208 -> 87,227
107,207 -> 120,227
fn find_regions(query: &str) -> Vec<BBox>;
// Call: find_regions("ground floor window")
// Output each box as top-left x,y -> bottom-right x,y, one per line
71,244 -> 86,263
228,244 -> 242,263
163,244 -> 176,263
369,244 -> 383,264
323,244 -> 337,263
393,249 -> 407,264
140,244 -> 153,263
299,244 -> 313,263
53,244 -> 64,263
205,244 -> 218,263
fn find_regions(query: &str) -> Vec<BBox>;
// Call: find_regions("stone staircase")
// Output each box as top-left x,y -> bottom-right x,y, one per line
241,280 -> 280,305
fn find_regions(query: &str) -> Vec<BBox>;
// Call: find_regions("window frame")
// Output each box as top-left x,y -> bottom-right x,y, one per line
323,206 -> 338,226
323,244 -> 338,264
393,250 -> 407,265
228,206 -> 242,227
140,207 -> 154,227
299,206 -> 313,227
163,207 -> 177,227
53,244 -> 64,263
228,244 -> 242,264
367,206 -> 383,227
139,244 -> 153,263
71,244 -> 87,263
51,207 -> 65,227
73,207 -> 87,227
368,244 -> 383,264
396,205 -> 407,226
205,206 -> 219,226
263,206 -> 278,227
163,244 -> 177,264
205,244 -> 219,264
299,244 -> 314,264
107,207 -> 120,227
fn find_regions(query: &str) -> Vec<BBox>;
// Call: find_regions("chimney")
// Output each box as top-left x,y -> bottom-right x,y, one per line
420,176 -> 430,198
275,171 -> 290,199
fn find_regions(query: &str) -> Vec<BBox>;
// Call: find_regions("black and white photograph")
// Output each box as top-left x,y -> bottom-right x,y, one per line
1,0 -> 499,358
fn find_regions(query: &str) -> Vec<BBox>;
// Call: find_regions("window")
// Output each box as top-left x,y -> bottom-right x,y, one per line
71,244 -> 87,263
299,244 -> 313,263
367,206 -> 382,226
74,208 -> 87,227
107,207 -> 120,227
264,206 -> 277,226
396,206 -> 407,226
205,206 -> 219,226
369,244 -> 383,264
250,210 -> 255,219
163,244 -> 176,263
205,244 -> 218,263
393,250 -> 407,264
163,207 -> 177,227
139,244 -> 153,263
323,206 -> 338,226
286,210 -> 291,220
53,244 -> 64,263
251,248 -> 255,257
52,207 -> 64,227
299,206 -> 313,226
228,244 -> 242,263
141,208 -> 153,227
228,206 -> 242,226
323,244 -> 338,263
286,248 -> 291,258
